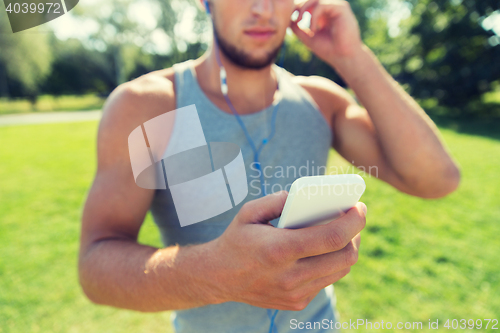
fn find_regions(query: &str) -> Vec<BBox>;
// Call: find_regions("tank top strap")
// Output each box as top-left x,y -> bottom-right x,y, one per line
172,60 -> 199,108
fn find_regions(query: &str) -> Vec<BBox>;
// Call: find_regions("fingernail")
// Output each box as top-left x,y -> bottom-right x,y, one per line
360,202 -> 367,215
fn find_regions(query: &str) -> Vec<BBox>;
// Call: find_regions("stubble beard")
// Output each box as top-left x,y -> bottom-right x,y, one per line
212,22 -> 283,70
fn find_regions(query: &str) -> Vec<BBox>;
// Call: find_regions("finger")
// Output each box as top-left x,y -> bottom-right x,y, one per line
236,190 -> 288,225
278,202 -> 367,259
295,0 -> 318,23
353,231 -> 361,249
309,3 -> 324,33
277,267 -> 352,310
306,266 -> 352,291
310,4 -> 332,33
290,20 -> 314,47
310,2 -> 347,32
295,233 -> 361,281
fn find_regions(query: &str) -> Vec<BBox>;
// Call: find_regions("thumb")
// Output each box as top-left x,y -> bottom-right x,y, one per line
235,191 -> 289,225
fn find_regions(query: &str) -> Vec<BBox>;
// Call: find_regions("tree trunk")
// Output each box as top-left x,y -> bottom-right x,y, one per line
113,45 -> 126,86
0,63 -> 10,98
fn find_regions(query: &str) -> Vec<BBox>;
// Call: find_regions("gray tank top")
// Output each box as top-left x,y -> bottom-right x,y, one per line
150,60 -> 340,332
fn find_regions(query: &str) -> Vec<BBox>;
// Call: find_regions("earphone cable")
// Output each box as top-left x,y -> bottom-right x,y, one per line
209,8 -> 285,331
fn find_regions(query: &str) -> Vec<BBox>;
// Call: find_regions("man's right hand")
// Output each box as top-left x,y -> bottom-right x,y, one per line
208,190 -> 366,311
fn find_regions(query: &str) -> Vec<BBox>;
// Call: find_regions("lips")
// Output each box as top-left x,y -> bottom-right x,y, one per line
244,27 -> 276,41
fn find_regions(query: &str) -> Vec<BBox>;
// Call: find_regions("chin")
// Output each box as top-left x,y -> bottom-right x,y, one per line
242,55 -> 278,69
216,31 -> 282,69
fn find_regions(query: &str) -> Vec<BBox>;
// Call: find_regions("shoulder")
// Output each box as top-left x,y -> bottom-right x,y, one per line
96,68 -> 177,166
290,74 -> 357,126
98,68 -> 176,139
101,68 -> 176,127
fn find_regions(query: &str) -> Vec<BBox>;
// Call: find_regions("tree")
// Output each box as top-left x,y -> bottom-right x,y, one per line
392,0 -> 500,114
41,37 -> 115,95
0,10 -> 52,100
69,0 -> 184,86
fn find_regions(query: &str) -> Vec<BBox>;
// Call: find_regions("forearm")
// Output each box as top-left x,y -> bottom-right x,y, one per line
330,45 -> 459,191
78,238 -> 225,312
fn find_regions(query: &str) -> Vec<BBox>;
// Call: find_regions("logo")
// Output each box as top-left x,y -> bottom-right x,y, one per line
3,0 -> 79,33
128,104 -> 249,227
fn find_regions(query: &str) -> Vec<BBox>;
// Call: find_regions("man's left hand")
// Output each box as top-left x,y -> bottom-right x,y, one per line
290,0 -> 363,65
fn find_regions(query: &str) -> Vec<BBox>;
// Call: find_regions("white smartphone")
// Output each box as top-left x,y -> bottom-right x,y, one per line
277,174 -> 366,229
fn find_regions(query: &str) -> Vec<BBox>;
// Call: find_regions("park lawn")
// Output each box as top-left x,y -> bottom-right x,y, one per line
0,94 -> 105,115
329,126 -> 500,331
0,120 -> 499,332
0,122 -> 171,333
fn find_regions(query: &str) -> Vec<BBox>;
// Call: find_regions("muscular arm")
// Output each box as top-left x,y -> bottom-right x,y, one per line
78,78 -> 224,312
297,48 -> 460,199
332,45 -> 460,198
292,0 -> 460,199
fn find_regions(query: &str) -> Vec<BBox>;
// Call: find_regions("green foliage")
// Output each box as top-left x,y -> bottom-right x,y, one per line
73,0 -> 159,85
390,0 -> 500,114
2,0 -> 500,118
41,38 -> 115,96
66,0 -> 207,86
128,41 -> 207,80
349,0 -> 388,36
0,10 -> 52,98
280,35 -> 340,83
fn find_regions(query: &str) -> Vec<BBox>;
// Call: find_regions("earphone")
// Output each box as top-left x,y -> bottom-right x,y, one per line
204,1 -> 283,331
204,0 -> 285,199
204,0 -> 210,14
214,45 -> 281,199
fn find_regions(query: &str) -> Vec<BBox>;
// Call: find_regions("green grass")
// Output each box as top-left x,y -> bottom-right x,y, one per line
0,122 -> 171,333
0,121 -> 499,332
0,94 -> 105,115
330,128 -> 500,331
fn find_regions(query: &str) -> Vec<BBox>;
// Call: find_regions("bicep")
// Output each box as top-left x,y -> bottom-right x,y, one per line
297,75 -> 416,194
333,103 -> 383,174
332,102 -> 412,193
80,92 -> 156,252
81,168 -> 155,250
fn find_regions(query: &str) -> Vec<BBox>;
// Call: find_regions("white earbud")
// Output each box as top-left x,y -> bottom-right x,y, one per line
220,66 -> 228,95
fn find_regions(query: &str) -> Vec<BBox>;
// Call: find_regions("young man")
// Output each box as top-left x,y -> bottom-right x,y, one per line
79,0 -> 460,331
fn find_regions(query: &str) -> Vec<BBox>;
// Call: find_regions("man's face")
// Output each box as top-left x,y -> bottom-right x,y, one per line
208,0 -> 296,69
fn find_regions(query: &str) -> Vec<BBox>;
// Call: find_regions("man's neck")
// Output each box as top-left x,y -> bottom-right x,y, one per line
194,44 -> 278,115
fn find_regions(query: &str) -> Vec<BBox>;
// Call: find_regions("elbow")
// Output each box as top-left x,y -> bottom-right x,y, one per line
77,244 -> 109,307
417,162 -> 461,199
78,257 -> 103,306
446,164 -> 461,195
78,260 -> 117,308
79,281 -> 102,306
